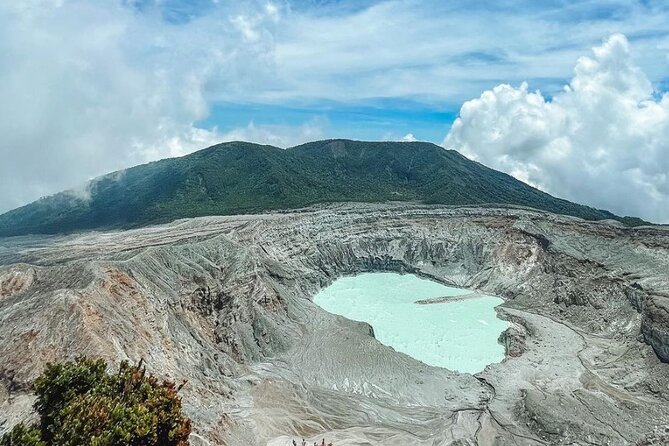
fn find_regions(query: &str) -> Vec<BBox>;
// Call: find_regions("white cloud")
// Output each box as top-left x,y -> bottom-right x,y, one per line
444,34 -> 669,223
0,0 -> 278,212
400,133 -> 418,142
269,1 -> 669,104
217,118 -> 327,148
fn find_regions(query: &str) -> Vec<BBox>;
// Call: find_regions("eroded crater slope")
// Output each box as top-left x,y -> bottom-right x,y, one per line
1,203 -> 668,445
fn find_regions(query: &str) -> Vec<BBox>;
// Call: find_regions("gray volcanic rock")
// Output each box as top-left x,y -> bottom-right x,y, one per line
642,294 -> 669,362
498,320 -> 527,358
1,203 -> 669,445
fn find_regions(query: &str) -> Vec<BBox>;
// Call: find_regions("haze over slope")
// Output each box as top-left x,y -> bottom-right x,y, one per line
0,140 -> 641,236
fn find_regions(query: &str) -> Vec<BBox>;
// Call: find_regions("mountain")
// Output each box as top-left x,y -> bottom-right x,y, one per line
0,139 -> 645,236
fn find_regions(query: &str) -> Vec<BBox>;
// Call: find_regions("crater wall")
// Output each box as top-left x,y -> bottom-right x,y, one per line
1,204 -> 669,445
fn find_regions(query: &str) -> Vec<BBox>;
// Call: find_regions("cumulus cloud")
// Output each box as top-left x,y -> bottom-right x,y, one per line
444,34 -> 669,223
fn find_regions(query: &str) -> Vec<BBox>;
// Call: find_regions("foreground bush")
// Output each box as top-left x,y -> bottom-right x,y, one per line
1,358 -> 191,446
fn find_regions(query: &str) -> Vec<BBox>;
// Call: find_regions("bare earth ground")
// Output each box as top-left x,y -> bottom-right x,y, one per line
1,203 -> 669,445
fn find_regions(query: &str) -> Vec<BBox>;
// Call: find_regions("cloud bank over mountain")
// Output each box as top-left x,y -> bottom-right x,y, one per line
444,35 -> 669,223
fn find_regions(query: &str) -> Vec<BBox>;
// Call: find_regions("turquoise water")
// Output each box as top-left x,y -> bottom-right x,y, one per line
313,272 -> 508,374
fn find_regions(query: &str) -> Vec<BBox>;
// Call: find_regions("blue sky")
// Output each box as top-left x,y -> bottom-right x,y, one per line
127,0 -> 669,145
198,100 -> 457,143
2,0 -> 669,220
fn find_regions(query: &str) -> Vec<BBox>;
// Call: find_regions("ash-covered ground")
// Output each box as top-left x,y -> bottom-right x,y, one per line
1,203 -> 669,445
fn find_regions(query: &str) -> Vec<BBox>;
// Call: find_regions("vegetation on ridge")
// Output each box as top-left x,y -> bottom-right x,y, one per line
0,358 -> 191,446
0,139 -> 646,236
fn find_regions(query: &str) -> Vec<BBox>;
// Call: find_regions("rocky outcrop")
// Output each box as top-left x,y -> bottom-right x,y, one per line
498,321 -> 527,358
0,203 -> 668,445
642,294 -> 669,362
0,266 -> 35,299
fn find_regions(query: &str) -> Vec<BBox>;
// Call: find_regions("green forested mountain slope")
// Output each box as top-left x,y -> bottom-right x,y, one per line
0,139 -> 644,236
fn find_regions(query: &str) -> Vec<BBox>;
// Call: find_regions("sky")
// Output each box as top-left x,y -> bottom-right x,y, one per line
1,0 -> 669,221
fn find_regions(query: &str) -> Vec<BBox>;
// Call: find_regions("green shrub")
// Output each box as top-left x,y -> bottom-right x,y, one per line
1,358 -> 191,446
0,424 -> 44,446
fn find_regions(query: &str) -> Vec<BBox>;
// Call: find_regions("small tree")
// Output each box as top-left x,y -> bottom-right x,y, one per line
1,358 -> 191,446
